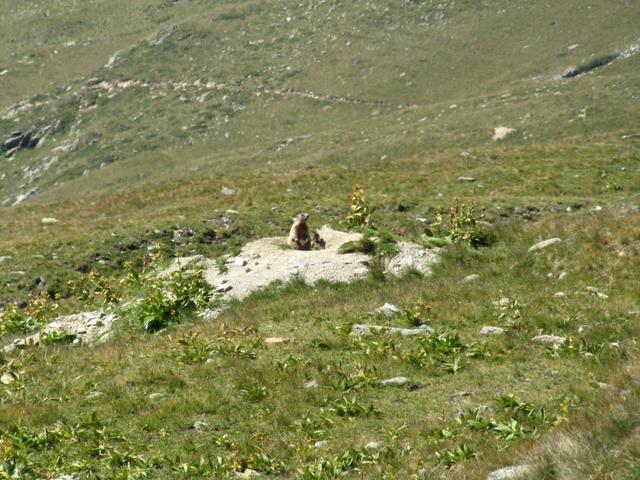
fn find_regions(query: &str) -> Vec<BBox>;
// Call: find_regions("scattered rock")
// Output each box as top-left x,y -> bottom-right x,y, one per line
0,373 -> 15,385
193,420 -> 209,432
0,256 -> 11,263
41,217 -> 59,225
480,326 -> 505,335
198,309 -> 222,321
451,391 -> 473,401
149,24 -> 176,46
558,271 -> 568,280
303,379 -> 319,389
463,274 -> 480,283
104,51 -> 121,69
528,238 -> 562,252
148,393 -> 165,400
235,469 -> 261,478
458,176 -> 476,182
586,286 -> 608,299
498,297 -> 511,307
351,324 -> 434,337
215,280 -> 233,293
365,441 -> 382,450
553,292 -> 566,298
375,303 -> 400,317
486,465 -> 533,480
380,376 -> 410,386
221,187 -> 235,196
2,130 -> 40,156
492,127 -> 516,141
314,440 -> 328,448
264,337 -> 291,345
2,311 -> 117,353
532,334 -> 566,346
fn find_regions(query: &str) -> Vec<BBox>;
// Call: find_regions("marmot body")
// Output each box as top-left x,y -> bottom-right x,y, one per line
287,213 -> 312,250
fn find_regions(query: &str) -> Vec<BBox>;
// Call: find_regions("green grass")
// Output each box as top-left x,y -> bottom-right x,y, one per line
0,0 -> 640,478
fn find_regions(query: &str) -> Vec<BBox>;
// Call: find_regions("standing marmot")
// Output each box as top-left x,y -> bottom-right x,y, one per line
287,213 -> 312,250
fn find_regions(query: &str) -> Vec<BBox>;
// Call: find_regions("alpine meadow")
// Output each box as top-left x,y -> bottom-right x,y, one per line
0,1 -> 639,479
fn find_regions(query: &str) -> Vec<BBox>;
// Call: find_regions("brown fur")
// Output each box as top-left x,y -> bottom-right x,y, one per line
287,213 -> 312,250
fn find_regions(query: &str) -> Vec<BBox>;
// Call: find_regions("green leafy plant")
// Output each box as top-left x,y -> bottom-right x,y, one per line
137,266 -> 214,332
434,444 -> 475,467
42,331 -> 77,345
0,291 -> 59,336
428,198 -> 494,248
242,385 -> 268,402
346,184 -> 375,228
331,396 -> 377,417
338,238 -> 376,255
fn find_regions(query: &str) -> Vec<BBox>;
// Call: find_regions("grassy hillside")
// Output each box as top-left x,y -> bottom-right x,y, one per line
0,0 -> 639,478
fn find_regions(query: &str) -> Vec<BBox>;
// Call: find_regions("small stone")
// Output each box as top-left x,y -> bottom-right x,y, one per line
553,292 -> 566,298
1,373 -> 15,385
375,303 -> 400,317
199,309 -> 221,321
528,238 -> 562,252
498,297 -> 511,307
149,392 -> 165,400
451,391 -> 473,401
41,217 -> 59,225
532,334 -> 566,346
193,420 -> 209,432
365,441 -> 382,450
351,324 -> 434,337
303,379 -> 319,389
486,464 -> 533,480
314,440 -> 328,448
457,176 -> 476,182
221,187 -> 235,196
380,376 -> 410,386
480,326 -> 505,335
235,469 -> 260,478
586,286 -> 608,299
264,337 -> 291,345
492,127 -> 516,141
558,271 -> 568,280
216,283 -> 233,293
463,274 -> 480,282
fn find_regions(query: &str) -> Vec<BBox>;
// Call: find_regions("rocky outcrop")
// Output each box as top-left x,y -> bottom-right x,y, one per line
2,311 -> 117,353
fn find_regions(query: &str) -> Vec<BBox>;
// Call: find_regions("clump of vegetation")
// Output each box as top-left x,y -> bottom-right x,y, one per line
135,266 -> 215,332
426,198 -> 494,248
345,184 -> 375,228
0,291 -> 59,336
73,270 -> 121,305
400,302 -> 432,327
337,238 -> 376,254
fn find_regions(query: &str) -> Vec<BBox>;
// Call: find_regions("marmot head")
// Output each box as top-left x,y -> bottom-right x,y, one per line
295,213 -> 309,223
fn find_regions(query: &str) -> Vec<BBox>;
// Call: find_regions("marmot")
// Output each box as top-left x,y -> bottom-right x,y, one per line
287,213 -> 312,250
